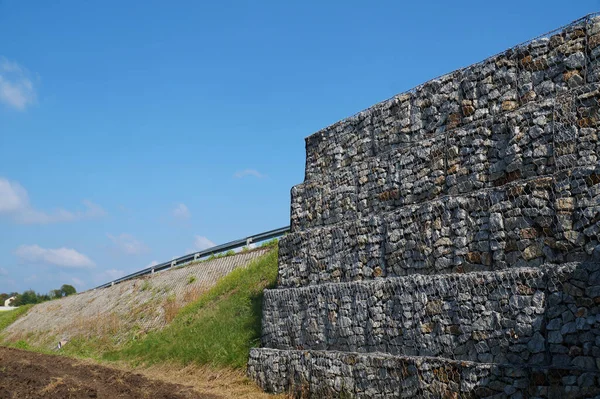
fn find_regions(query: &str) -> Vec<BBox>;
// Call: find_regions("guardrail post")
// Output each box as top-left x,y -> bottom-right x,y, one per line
194,253 -> 199,261
171,260 -> 176,269
151,268 -> 155,274
246,238 -> 253,247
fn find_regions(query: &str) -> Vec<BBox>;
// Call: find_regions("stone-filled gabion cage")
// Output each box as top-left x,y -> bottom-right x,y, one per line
249,13 -> 600,398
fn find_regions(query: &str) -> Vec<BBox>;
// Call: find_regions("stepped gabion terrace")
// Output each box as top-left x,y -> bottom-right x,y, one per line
249,14 -> 600,398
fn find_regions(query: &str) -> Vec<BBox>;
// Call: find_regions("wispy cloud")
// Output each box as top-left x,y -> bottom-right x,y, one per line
234,169 -> 265,179
105,269 -> 126,280
71,277 -> 85,289
92,268 -> 126,285
107,233 -> 148,255
0,267 -> 7,276
193,236 -> 216,251
16,200 -> 106,224
15,245 -> 95,269
146,260 -> 159,268
0,177 -> 107,224
0,177 -> 28,213
171,203 -> 191,220
0,58 -> 36,111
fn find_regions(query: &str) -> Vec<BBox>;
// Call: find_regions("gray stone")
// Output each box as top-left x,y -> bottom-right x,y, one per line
564,52 -> 586,69
489,212 -> 504,231
560,322 -> 577,335
548,331 -> 563,344
527,332 -> 545,353
572,356 -> 596,370
259,13 -> 600,397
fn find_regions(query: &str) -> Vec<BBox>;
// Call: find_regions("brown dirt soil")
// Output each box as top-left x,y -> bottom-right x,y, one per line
0,346 -> 219,399
114,362 -> 284,399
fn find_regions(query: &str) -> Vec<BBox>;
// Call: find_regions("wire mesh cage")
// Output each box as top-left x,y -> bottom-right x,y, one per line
259,13 -> 600,398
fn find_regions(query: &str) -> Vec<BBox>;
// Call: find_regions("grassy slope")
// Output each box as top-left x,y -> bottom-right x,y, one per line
0,249 -> 281,398
0,305 -> 32,335
105,246 -> 278,368
0,247 -> 279,372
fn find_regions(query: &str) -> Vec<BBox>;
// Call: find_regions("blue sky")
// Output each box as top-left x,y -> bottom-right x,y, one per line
1,1 -> 598,294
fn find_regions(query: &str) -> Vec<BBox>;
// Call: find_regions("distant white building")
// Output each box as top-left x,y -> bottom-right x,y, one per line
0,296 -> 17,311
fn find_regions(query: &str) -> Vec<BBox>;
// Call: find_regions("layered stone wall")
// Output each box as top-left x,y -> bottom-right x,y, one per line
250,14 -> 600,398
249,349 -> 599,398
260,263 -> 600,368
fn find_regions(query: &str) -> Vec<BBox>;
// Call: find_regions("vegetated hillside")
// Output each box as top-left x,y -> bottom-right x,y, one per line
0,306 -> 32,333
108,246 -> 278,368
2,248 -> 272,355
1,246 -> 282,399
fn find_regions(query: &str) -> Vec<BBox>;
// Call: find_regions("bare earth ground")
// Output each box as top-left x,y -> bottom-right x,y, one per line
0,347 -> 280,399
0,346 -> 219,399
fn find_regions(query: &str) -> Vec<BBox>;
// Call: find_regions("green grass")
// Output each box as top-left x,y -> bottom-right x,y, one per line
0,305 -> 33,333
140,280 -> 152,291
106,247 -> 278,369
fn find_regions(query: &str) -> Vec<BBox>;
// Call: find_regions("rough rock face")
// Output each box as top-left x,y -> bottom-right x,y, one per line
250,14 -> 600,398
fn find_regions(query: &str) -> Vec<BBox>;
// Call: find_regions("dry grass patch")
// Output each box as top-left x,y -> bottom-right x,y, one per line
120,362 -> 285,399
40,377 -> 65,394
162,296 -> 180,324
183,284 -> 208,304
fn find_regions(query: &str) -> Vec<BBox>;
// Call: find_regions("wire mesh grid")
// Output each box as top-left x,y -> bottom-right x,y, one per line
302,13 -> 600,185
266,14 -> 600,398
284,85 -> 600,281
249,345 -> 600,398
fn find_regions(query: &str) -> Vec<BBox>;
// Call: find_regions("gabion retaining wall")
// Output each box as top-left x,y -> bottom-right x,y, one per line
248,349 -> 600,399
250,14 -> 600,398
261,263 -> 600,368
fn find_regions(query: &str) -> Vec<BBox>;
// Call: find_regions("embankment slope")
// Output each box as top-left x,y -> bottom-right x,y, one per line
3,248 -> 269,350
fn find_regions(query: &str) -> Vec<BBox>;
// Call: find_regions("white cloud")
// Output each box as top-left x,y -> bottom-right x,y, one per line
0,267 -> 8,276
193,236 -> 216,251
146,260 -> 159,268
0,178 -> 28,213
15,245 -> 95,269
15,200 -> 107,224
234,169 -> 265,179
0,177 -> 107,224
81,200 -> 106,218
107,233 -> 148,255
0,58 -> 36,111
171,203 -> 191,220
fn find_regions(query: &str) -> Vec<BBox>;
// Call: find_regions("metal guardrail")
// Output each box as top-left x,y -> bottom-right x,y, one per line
94,226 -> 289,289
